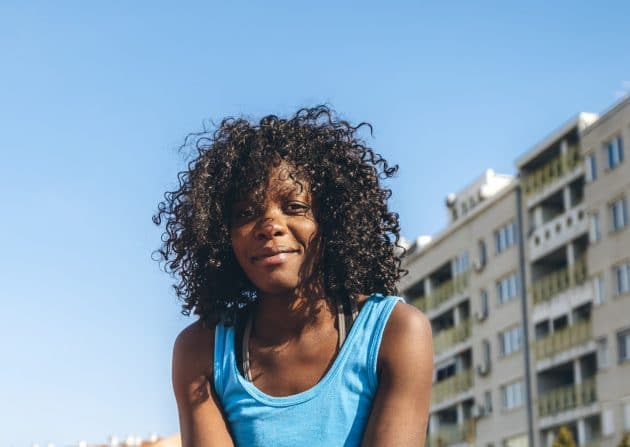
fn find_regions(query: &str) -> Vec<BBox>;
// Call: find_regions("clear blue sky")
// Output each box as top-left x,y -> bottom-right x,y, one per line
1,1 -> 628,445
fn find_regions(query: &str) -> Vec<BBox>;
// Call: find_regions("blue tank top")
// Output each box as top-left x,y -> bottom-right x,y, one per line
213,294 -> 403,447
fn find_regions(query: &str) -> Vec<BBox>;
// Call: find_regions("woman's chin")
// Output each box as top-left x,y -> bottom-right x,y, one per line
255,277 -> 301,296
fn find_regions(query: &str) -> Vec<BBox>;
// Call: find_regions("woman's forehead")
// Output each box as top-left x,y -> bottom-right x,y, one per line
267,165 -> 309,192
233,163 -> 310,202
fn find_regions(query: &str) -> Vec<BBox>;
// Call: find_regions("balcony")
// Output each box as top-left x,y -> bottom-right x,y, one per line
433,320 -> 471,356
427,420 -> 476,446
529,204 -> 588,261
522,145 -> 581,197
533,320 -> 592,361
537,378 -> 597,417
411,273 -> 469,313
530,257 -> 588,305
431,369 -> 474,405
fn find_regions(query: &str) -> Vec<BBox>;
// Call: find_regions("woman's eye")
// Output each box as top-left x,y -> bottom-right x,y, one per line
286,202 -> 310,213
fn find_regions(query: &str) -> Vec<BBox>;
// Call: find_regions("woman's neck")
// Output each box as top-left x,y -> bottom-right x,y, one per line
251,290 -> 336,346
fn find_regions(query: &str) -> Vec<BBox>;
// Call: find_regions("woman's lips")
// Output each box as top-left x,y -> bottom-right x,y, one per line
253,251 -> 297,265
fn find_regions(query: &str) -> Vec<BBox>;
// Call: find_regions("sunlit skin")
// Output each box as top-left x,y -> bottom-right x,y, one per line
228,165 -> 343,395
229,166 -> 320,299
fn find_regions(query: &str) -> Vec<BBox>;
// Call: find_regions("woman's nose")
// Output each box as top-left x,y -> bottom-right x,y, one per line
254,217 -> 286,240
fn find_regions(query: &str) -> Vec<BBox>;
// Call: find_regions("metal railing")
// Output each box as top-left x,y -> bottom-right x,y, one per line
431,369 -> 474,405
410,272 -> 469,313
522,145 -> 581,196
433,319 -> 471,355
530,257 -> 588,304
537,378 -> 597,417
533,319 -> 592,360
427,420 -> 476,446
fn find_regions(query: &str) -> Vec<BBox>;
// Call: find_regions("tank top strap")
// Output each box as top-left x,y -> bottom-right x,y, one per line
350,294 -> 404,392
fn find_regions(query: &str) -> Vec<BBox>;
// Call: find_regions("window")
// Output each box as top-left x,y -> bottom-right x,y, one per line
605,135 -> 624,170
590,213 -> 601,242
484,339 -> 491,364
479,289 -> 489,319
624,401 -> 630,430
610,198 -> 629,231
615,262 -> 630,296
497,273 -> 519,304
586,153 -> 598,182
494,221 -> 516,254
478,239 -> 488,268
597,337 -> 609,369
594,274 -> 605,305
501,380 -> 524,410
484,390 -> 493,413
478,339 -> 492,375
618,328 -> 630,363
453,251 -> 470,276
603,409 -> 615,436
499,326 -> 523,357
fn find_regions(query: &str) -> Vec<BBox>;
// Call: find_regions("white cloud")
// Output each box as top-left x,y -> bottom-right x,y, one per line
621,80 -> 630,89
614,90 -> 629,99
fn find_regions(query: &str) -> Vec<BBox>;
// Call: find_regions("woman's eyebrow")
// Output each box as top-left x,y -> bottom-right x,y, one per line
277,180 -> 310,196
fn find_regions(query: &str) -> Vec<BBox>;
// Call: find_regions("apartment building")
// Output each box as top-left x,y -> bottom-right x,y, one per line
401,96 -> 630,447
517,113 -> 599,447
581,97 -> 630,446
399,170 -> 527,447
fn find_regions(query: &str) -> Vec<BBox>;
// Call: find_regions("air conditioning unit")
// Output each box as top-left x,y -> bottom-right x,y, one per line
473,259 -> 486,273
476,363 -> 490,377
475,309 -> 488,322
471,403 -> 487,419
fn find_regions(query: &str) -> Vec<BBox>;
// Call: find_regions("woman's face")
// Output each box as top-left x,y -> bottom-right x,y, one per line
230,165 -> 320,296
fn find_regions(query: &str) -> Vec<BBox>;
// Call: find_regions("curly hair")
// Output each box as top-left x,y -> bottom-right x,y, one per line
153,105 -> 405,325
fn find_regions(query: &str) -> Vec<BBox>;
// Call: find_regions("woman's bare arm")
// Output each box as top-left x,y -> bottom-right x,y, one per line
172,320 -> 235,447
361,303 -> 433,447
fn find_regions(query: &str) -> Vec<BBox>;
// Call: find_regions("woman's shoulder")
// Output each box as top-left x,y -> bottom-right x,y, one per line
377,299 -> 432,369
172,319 -> 237,447
173,319 -> 216,379
384,300 -> 430,337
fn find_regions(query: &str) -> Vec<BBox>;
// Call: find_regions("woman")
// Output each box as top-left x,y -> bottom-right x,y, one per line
154,106 -> 433,446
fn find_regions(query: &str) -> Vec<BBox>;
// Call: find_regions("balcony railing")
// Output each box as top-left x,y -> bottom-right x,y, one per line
522,145 -> 581,196
433,319 -> 471,355
431,369 -> 474,405
537,378 -> 597,417
411,272 -> 469,313
530,257 -> 588,304
427,420 -> 476,446
533,320 -> 592,360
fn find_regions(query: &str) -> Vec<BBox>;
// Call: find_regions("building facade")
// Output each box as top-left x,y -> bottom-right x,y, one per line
581,98 -> 630,446
517,112 -> 599,447
400,170 -> 527,447
401,96 -> 630,447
